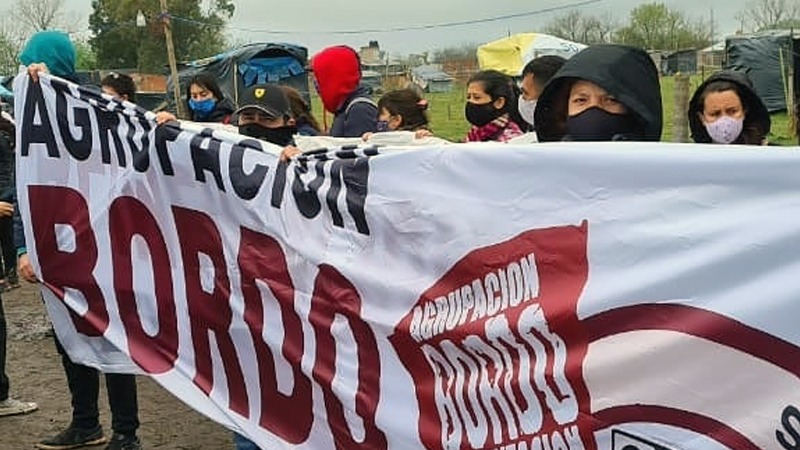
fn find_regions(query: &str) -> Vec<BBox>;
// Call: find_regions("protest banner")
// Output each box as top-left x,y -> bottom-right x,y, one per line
14,72 -> 800,450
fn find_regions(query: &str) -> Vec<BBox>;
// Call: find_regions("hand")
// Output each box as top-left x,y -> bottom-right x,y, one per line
361,132 -> 374,141
155,111 -> 177,125
280,146 -> 302,162
414,129 -> 433,139
18,254 -> 37,283
27,63 -> 49,82
0,202 -> 13,217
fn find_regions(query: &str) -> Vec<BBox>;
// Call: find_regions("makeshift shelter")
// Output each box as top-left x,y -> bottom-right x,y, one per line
477,33 -> 586,76
411,65 -> 455,93
725,30 -> 799,112
698,41 -> 725,71
167,42 -> 309,111
662,49 -> 698,75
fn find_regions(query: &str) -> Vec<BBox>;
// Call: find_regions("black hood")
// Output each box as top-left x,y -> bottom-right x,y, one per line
534,44 -> 662,142
688,70 -> 770,144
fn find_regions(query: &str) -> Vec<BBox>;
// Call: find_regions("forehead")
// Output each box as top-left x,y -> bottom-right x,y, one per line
569,80 -> 609,96
703,90 -> 742,109
190,83 -> 209,93
467,82 -> 487,94
101,86 -> 119,96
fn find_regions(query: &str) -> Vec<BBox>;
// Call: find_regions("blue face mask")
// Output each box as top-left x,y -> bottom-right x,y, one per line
189,98 -> 217,117
376,120 -> 390,132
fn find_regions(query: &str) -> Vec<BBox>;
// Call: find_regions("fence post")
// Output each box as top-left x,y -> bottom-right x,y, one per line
672,74 -> 690,143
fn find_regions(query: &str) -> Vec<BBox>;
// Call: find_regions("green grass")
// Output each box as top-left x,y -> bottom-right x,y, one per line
310,77 -> 796,145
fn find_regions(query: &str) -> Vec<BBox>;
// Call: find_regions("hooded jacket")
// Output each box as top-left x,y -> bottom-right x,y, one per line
534,44 -> 662,142
311,46 -> 377,137
688,70 -> 770,145
19,30 -> 76,79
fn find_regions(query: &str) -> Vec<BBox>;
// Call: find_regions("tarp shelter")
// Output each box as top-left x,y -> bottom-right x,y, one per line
725,30 -> 799,112
167,42 -> 308,111
411,65 -> 455,93
477,33 -> 586,76
662,49 -> 698,75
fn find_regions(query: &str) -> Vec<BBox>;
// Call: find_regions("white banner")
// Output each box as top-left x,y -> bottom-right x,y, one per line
14,73 -> 800,450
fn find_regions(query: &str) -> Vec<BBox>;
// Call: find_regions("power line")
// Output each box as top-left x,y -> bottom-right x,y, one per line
170,0 -> 604,35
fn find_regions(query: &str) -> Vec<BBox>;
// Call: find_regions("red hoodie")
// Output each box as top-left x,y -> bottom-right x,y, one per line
311,46 -> 362,113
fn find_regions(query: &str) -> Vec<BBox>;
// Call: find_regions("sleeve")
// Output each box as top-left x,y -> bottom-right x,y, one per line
13,204 -> 26,256
342,102 -> 378,138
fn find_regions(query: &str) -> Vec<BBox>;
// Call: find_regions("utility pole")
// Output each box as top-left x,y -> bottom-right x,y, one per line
160,0 -> 185,119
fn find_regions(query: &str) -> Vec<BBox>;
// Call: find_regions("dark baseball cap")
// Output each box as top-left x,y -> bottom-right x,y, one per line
233,84 -> 291,119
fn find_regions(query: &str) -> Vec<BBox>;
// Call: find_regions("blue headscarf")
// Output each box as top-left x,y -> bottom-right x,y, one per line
19,30 -> 76,78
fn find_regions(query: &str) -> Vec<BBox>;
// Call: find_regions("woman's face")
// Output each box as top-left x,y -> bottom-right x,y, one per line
702,90 -> 744,124
568,80 -> 627,116
466,82 -> 505,109
190,83 -> 216,102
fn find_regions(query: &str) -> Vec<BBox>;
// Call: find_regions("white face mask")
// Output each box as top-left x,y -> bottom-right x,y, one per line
704,115 -> 744,144
518,98 -> 537,127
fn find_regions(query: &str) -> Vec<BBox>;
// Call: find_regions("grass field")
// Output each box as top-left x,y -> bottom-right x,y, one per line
311,75 -> 797,145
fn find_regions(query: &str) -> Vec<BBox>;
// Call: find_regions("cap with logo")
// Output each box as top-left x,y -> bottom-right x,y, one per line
233,84 -> 291,119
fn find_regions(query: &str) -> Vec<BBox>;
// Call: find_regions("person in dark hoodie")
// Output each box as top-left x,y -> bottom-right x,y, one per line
185,73 -> 236,123
688,70 -> 770,145
16,30 -> 144,450
310,45 -> 377,137
534,44 -> 662,142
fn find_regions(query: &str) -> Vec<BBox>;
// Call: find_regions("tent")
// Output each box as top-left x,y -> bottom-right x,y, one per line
477,33 -> 586,76
725,30 -> 799,112
167,42 -> 309,111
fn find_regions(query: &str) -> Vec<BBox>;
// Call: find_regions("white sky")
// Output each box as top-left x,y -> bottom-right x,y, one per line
51,0 -> 749,56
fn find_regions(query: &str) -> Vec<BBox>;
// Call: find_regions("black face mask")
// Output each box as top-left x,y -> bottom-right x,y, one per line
565,107 -> 638,141
465,102 -> 503,127
239,123 -> 297,146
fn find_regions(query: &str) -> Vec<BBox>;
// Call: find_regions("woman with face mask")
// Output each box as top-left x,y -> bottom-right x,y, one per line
688,70 -> 770,145
534,44 -> 663,142
464,70 -> 523,142
374,88 -> 430,133
185,73 -> 236,123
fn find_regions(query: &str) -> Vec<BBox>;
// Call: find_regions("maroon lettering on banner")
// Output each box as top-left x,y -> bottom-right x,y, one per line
237,228 -> 313,443
109,197 -> 178,374
310,264 -> 387,450
28,185 -> 109,336
172,206 -> 248,417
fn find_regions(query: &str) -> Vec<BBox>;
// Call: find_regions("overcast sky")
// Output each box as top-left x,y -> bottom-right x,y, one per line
55,0 -> 749,55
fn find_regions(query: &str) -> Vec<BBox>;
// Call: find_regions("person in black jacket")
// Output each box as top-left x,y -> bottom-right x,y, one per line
0,109 -> 38,420
688,70 -> 770,145
534,44 -> 663,142
310,45 -> 377,137
185,73 -> 236,124
0,109 -> 17,291
16,30 -> 144,450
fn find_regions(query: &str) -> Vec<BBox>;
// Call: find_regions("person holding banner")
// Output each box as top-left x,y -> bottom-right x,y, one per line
0,110 -> 37,419
228,82 -> 300,450
688,70 -> 771,146
16,31 -> 144,450
464,70 -> 524,142
533,44 -> 662,142
310,45 -> 378,137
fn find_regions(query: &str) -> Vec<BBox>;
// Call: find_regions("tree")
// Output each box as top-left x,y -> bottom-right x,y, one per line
544,10 -> 617,44
616,3 -> 711,50
12,0 -> 65,33
737,0 -> 799,31
89,0 -> 234,72
74,39 -> 97,71
0,17 -> 25,75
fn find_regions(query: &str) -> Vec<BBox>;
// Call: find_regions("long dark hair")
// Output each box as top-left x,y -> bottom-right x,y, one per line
697,80 -> 767,145
468,70 -> 524,128
185,73 -> 225,105
377,89 -> 430,131
281,85 -> 322,133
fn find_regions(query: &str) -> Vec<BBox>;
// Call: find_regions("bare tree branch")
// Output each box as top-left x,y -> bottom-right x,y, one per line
12,0 -> 65,33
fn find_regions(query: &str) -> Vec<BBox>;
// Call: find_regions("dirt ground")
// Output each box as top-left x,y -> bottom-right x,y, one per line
0,283 -> 234,450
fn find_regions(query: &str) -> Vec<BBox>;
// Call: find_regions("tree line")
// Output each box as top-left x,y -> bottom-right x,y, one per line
1,0 -> 799,75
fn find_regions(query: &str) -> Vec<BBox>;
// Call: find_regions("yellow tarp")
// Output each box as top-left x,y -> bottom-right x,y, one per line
477,33 -> 586,76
